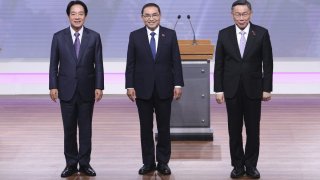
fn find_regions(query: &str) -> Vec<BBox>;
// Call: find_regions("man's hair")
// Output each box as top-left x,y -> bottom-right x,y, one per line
141,3 -> 161,15
66,1 -> 88,16
231,0 -> 252,11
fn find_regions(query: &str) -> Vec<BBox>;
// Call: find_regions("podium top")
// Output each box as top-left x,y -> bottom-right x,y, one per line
178,40 -> 212,45
178,40 -> 214,61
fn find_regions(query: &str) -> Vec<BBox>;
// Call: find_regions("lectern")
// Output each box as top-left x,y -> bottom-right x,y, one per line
170,40 -> 214,140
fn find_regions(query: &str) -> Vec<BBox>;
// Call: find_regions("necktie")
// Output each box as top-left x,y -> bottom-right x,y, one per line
74,32 -> 80,59
150,32 -> 156,60
239,31 -> 246,58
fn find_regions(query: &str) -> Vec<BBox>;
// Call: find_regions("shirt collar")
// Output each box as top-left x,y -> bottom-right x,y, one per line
70,26 -> 84,37
146,26 -> 160,36
235,23 -> 250,35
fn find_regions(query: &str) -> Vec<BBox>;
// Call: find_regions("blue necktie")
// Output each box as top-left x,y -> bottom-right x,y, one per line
150,32 -> 156,60
74,32 -> 80,59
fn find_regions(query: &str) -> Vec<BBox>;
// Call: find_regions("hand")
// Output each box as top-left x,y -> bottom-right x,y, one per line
173,88 -> 182,100
262,91 -> 271,101
215,93 -> 225,104
127,88 -> 136,102
95,89 -> 103,102
50,89 -> 58,102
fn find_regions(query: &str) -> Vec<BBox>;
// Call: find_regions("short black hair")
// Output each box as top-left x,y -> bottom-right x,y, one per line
231,0 -> 252,11
66,1 -> 88,16
141,3 -> 161,15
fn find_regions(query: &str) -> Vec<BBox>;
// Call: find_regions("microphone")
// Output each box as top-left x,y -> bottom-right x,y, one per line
187,15 -> 197,45
173,15 -> 181,30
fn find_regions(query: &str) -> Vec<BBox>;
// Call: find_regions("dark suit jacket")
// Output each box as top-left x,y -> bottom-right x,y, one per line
49,27 -> 104,101
214,23 -> 273,99
125,26 -> 184,99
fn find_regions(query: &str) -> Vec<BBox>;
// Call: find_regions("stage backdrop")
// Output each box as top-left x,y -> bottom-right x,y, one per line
1,0 -> 320,60
0,0 -> 320,94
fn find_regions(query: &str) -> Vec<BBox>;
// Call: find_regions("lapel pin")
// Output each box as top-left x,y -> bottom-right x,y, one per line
162,34 -> 165,37
252,30 -> 256,36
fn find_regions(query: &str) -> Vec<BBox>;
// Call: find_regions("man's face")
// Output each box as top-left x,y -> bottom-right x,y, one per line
68,4 -> 86,31
232,5 -> 252,30
141,6 -> 161,31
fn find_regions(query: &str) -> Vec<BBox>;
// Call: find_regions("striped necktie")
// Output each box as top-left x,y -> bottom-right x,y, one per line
239,31 -> 246,58
74,32 -> 80,59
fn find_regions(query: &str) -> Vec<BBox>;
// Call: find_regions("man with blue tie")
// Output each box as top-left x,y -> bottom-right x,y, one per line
125,3 -> 184,175
49,1 -> 104,177
214,0 -> 273,178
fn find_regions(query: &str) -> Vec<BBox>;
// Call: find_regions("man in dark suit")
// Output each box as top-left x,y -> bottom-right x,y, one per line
214,0 -> 273,178
49,1 -> 104,177
125,3 -> 184,176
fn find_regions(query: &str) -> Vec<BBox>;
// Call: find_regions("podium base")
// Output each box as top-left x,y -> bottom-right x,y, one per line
155,128 -> 213,141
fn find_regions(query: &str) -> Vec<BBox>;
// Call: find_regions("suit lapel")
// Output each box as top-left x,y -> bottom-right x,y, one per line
64,28 -> 77,63
242,23 -> 256,59
140,27 -> 154,61
155,26 -> 165,61
229,26 -> 242,61
77,27 -> 89,64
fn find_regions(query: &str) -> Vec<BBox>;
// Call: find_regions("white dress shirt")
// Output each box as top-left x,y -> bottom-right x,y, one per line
235,23 -> 250,48
70,26 -> 84,44
146,26 -> 160,51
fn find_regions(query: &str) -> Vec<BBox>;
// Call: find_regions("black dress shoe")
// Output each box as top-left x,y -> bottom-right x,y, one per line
157,163 -> 171,175
230,166 -> 245,178
61,165 -> 78,177
138,164 -> 156,175
79,165 -> 96,176
246,167 -> 260,179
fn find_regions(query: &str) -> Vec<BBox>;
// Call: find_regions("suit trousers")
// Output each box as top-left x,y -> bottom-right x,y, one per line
136,89 -> 173,165
60,89 -> 94,166
225,80 -> 261,168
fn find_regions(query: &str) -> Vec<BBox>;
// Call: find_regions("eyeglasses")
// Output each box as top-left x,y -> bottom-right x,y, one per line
142,13 -> 160,20
233,12 -> 250,19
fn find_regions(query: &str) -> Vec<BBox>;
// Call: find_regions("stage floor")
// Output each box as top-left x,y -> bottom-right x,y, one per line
0,94 -> 319,180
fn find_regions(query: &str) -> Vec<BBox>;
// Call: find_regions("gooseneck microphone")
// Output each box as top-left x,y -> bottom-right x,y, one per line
187,15 -> 197,45
173,15 -> 181,30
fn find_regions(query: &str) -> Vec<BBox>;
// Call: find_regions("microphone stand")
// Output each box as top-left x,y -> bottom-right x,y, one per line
187,15 -> 197,45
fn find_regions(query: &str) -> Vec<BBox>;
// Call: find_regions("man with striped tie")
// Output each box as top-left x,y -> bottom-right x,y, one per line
214,0 -> 273,178
49,1 -> 104,177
